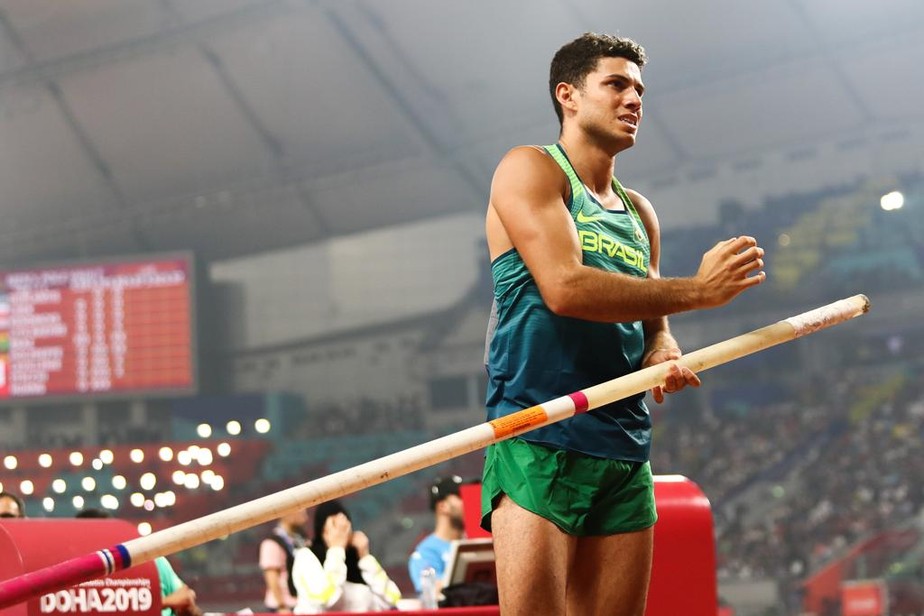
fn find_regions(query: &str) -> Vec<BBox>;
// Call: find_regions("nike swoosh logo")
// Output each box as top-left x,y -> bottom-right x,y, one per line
576,210 -> 605,223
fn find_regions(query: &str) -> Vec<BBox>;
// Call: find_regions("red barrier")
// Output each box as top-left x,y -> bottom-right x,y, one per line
460,483 -> 489,540
647,476 -> 718,616
461,474 -> 718,616
0,520 -> 160,616
841,579 -> 887,616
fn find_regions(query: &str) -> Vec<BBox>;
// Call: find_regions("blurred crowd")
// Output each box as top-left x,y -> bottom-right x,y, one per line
293,395 -> 426,438
652,350 -> 924,604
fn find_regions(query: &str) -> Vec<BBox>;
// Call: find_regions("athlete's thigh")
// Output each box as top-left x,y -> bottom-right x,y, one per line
491,495 -> 574,616
567,527 -> 654,616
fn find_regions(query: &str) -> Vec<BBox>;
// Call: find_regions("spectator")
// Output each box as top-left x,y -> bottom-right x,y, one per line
0,490 -> 25,518
408,475 -> 465,595
260,508 -> 308,613
156,556 -> 203,616
291,499 -> 400,613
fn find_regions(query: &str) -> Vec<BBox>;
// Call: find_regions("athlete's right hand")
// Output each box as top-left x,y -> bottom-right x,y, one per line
694,236 -> 765,307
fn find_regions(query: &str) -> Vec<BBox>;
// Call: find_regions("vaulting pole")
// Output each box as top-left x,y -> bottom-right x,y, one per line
0,294 -> 870,609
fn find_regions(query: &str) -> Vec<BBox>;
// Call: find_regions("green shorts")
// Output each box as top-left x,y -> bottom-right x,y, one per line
481,438 -> 657,536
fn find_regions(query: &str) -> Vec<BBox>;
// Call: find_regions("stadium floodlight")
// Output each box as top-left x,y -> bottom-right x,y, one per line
196,448 -> 213,466
139,473 -> 157,491
881,190 -> 904,211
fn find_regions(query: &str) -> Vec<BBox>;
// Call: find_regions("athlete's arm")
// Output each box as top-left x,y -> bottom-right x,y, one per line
630,189 -> 701,402
486,147 -> 766,323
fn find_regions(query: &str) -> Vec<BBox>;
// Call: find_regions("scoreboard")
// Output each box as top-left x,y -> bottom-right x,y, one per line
0,254 -> 196,401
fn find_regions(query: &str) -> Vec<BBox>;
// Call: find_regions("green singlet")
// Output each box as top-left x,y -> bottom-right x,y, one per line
484,143 -> 652,461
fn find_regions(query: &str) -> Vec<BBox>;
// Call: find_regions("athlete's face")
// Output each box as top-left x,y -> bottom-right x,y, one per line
570,57 -> 644,151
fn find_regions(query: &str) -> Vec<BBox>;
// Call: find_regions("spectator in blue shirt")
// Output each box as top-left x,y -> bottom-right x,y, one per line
408,476 -> 466,595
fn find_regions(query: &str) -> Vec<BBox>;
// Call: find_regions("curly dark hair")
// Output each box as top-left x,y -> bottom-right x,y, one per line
549,32 -> 647,126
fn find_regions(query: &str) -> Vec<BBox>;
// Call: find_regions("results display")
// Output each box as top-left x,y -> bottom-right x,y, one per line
0,255 -> 195,400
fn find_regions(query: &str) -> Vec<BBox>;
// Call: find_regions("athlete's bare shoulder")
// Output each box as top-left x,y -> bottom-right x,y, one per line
624,188 -> 659,229
497,144 -> 559,171
492,145 -> 567,200
621,187 -> 662,252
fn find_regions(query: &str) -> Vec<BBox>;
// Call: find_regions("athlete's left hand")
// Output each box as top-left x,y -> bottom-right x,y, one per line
642,347 -> 701,403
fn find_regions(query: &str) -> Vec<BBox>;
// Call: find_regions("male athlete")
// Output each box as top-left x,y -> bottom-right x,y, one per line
482,33 -> 765,615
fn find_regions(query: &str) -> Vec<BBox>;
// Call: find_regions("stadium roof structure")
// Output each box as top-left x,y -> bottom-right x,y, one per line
0,0 -> 921,265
